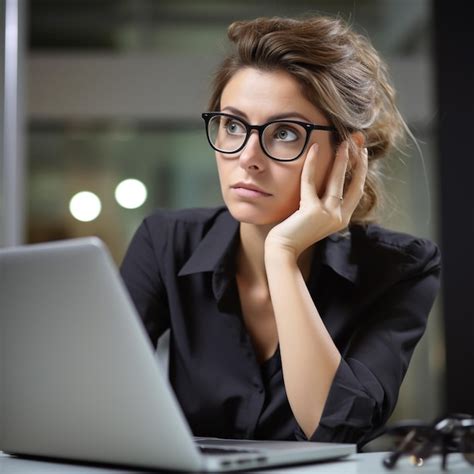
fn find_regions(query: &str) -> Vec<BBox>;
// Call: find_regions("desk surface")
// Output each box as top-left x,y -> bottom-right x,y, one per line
1,451 -> 473,473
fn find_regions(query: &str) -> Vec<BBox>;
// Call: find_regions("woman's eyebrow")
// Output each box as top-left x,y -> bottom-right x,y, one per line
266,112 -> 313,122
221,106 -> 315,124
220,106 -> 249,119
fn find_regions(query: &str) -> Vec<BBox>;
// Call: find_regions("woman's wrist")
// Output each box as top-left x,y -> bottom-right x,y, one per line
264,241 -> 300,268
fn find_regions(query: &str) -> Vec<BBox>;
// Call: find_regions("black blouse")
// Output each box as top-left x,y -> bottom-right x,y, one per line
120,206 -> 441,447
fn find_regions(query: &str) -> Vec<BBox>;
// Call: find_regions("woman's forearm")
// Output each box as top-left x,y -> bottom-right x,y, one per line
264,246 -> 341,438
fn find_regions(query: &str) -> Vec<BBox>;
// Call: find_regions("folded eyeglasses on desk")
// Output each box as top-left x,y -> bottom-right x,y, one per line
382,413 -> 474,470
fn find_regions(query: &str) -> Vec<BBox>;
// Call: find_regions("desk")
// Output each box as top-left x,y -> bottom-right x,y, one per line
1,451 -> 473,473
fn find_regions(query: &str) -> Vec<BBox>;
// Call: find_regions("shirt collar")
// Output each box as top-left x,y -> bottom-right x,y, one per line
321,232 -> 359,283
178,208 -> 358,285
178,209 -> 239,306
178,209 -> 240,277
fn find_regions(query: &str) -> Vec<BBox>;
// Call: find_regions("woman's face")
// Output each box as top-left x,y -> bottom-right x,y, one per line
215,67 -> 336,226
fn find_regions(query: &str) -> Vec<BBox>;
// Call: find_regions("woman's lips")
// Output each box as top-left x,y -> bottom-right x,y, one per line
231,183 -> 272,198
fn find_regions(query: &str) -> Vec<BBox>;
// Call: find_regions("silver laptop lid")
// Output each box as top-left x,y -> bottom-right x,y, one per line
0,238 -> 203,471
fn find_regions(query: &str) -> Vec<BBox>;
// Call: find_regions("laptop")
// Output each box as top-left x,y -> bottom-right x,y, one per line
0,237 -> 355,471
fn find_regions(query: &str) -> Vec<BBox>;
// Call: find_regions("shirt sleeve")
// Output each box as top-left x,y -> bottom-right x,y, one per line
120,218 -> 170,348
295,240 -> 441,446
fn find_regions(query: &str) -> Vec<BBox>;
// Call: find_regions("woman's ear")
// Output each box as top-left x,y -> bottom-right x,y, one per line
350,131 -> 365,149
344,132 -> 366,188
347,131 -> 366,169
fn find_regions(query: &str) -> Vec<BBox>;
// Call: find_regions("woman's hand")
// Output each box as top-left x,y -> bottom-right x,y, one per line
265,141 -> 368,259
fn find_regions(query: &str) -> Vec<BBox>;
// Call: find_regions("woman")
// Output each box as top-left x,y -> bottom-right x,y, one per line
120,16 -> 441,447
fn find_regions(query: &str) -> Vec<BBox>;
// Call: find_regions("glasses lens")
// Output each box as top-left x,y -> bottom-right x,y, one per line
262,121 -> 307,160
461,429 -> 474,465
208,115 -> 247,153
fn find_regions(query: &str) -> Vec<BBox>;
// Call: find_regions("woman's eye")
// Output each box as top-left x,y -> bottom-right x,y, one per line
224,120 -> 246,135
274,127 -> 298,141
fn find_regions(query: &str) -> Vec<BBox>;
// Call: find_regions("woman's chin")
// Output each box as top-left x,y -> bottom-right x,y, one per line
226,202 -> 288,227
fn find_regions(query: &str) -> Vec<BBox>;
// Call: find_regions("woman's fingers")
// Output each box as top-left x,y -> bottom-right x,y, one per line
323,141 -> 349,209
300,143 -> 319,202
341,147 -> 368,217
299,141 -> 368,226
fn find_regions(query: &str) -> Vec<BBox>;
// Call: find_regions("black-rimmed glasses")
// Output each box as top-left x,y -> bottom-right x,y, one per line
383,413 -> 474,470
201,112 -> 337,162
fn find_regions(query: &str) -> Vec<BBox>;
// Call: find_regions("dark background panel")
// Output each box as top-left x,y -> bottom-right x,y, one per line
434,0 -> 474,415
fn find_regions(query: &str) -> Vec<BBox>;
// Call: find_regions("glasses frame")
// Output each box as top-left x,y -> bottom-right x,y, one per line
201,112 -> 337,162
383,413 -> 474,471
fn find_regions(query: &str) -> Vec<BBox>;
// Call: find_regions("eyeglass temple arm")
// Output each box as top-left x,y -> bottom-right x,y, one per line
383,429 -> 418,469
441,434 -> 451,470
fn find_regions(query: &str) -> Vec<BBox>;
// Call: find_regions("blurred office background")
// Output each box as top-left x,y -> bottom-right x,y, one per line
2,0 -> 471,443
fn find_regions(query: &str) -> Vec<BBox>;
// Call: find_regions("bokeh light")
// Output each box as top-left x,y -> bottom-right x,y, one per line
115,179 -> 147,209
69,191 -> 102,222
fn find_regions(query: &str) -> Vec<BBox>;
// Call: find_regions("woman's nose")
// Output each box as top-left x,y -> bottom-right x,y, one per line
238,131 -> 266,171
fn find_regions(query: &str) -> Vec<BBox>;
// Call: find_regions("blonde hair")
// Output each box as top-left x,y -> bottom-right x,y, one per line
208,16 -> 408,223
